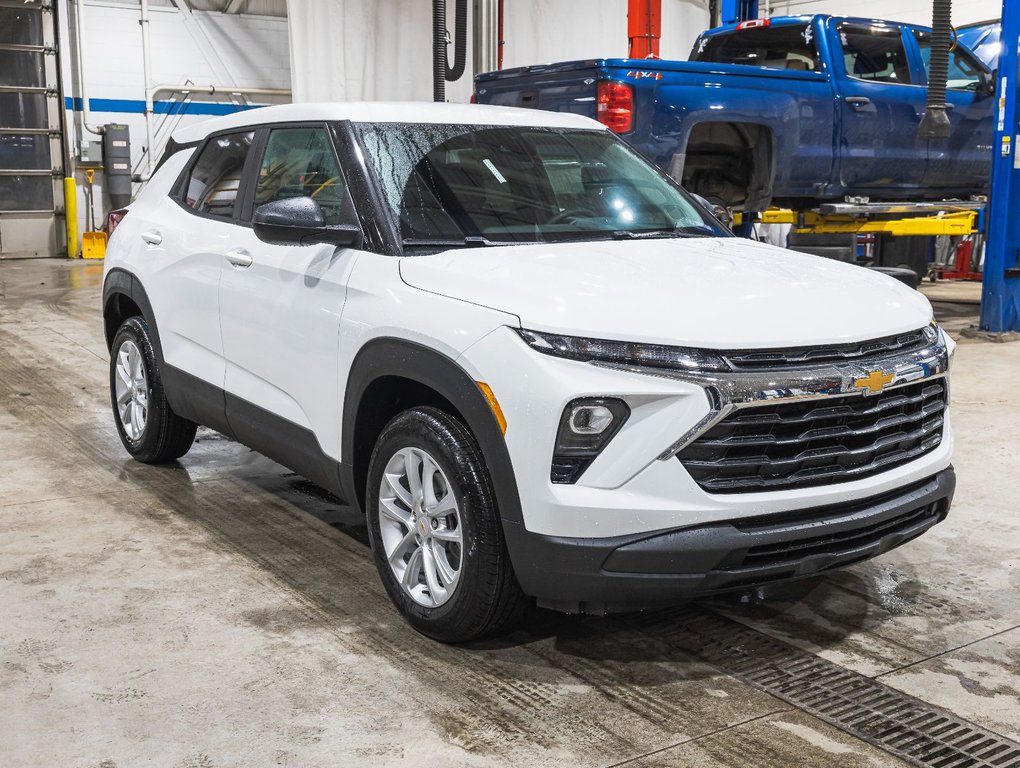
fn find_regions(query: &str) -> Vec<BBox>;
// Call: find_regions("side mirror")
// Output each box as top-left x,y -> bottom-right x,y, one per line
980,68 -> 997,97
252,196 -> 363,248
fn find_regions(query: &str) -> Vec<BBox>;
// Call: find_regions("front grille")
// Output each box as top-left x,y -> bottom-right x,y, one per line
678,379 -> 947,493
722,329 -> 929,370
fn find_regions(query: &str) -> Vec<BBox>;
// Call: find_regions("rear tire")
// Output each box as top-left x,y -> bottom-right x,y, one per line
110,317 -> 197,464
366,407 -> 528,642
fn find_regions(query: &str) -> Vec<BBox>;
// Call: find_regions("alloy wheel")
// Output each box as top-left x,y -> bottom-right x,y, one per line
114,339 -> 148,441
377,447 -> 463,607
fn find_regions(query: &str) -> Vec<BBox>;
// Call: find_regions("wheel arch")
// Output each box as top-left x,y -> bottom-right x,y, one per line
102,268 -> 164,364
341,337 -> 523,528
678,120 -> 776,213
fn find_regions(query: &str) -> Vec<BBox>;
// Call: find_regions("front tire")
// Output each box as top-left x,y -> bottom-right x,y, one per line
110,317 -> 197,464
366,407 -> 527,642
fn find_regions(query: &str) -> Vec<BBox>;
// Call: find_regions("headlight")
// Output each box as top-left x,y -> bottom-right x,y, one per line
922,322 -> 940,345
514,328 -> 728,372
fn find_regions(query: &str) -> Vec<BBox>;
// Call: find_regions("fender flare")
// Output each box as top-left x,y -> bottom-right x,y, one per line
102,268 -> 165,365
340,337 -> 523,527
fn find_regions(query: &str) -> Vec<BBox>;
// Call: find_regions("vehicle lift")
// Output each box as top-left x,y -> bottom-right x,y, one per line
725,0 -> 1020,332
980,0 -> 1020,332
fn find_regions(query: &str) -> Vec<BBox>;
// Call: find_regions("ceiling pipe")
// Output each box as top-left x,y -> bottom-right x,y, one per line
149,85 -> 292,98
141,0 -> 156,175
473,0 -> 499,76
72,0 -> 104,136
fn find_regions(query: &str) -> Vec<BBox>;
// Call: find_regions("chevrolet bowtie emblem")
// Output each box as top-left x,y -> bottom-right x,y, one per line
854,370 -> 894,395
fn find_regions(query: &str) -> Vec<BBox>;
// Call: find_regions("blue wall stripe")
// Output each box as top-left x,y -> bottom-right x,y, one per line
63,97 -> 266,116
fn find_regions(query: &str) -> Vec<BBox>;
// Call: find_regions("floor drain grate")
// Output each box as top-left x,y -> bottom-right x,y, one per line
626,608 -> 1020,768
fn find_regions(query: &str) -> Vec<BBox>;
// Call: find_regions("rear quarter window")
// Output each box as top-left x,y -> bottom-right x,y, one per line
179,131 -> 255,220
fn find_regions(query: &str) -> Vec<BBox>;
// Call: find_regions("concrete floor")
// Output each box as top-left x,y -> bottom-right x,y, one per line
1,259 -> 1018,768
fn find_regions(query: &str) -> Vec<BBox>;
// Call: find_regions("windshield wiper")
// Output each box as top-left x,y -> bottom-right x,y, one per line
402,236 -> 503,248
609,228 -> 707,240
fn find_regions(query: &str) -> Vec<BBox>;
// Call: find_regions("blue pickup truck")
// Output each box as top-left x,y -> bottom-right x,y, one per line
474,15 -> 995,213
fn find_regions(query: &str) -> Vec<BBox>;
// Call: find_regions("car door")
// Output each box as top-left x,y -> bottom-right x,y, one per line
145,129 -> 256,434
911,30 -> 994,193
219,123 -> 362,476
834,21 -> 927,193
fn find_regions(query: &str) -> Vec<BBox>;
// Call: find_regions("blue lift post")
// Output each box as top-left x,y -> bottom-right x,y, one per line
980,0 -> 1020,332
720,0 -> 759,26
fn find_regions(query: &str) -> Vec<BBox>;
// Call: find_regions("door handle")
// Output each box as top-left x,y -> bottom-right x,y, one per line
844,96 -> 872,109
225,249 -> 253,269
140,230 -> 162,246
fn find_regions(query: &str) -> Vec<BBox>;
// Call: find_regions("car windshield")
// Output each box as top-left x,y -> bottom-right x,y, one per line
353,123 -> 726,248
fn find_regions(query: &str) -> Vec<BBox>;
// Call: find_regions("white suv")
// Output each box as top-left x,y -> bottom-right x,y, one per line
103,103 -> 955,642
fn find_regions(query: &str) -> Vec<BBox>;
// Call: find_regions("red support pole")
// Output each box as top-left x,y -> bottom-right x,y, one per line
497,0 -> 505,69
628,0 -> 661,58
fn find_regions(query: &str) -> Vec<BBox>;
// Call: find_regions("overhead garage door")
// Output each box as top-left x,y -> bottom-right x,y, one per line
0,0 -> 63,259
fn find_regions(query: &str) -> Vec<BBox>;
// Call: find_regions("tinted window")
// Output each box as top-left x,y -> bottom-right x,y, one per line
356,123 -> 724,246
840,24 -> 911,84
182,131 -> 254,219
693,24 -> 819,71
254,127 -> 348,225
914,31 -> 984,91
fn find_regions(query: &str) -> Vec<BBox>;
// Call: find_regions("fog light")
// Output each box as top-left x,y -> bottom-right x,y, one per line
569,404 -> 614,435
551,397 -> 630,484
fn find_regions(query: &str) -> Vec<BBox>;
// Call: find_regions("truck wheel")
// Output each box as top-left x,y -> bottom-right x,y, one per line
366,406 -> 527,642
110,317 -> 197,464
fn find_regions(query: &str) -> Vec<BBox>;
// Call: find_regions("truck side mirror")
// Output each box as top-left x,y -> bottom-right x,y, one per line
980,68 -> 997,97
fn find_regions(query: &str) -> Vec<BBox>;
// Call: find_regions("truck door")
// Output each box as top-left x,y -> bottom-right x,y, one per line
911,30 -> 994,193
835,21 -> 927,193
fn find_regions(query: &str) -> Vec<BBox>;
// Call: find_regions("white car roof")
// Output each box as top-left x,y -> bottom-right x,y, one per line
171,102 -> 605,144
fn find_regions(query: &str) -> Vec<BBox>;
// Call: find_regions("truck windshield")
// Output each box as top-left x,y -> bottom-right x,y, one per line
353,123 -> 725,248
693,24 -> 820,71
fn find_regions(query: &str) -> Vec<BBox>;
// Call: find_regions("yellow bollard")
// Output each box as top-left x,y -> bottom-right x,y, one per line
64,177 -> 78,258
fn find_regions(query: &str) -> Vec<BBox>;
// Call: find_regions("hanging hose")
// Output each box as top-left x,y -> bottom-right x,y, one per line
918,0 -> 952,139
446,0 -> 468,82
433,0 -> 446,102
433,0 -> 468,102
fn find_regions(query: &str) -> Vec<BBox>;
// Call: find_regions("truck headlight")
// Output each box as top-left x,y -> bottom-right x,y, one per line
551,397 -> 630,484
514,328 -> 728,372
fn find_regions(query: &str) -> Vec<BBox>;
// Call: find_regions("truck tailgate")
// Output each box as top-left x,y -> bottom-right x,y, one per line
475,60 -> 600,119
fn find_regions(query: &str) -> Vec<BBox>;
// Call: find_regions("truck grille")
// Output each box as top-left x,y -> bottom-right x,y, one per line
678,379 -> 947,493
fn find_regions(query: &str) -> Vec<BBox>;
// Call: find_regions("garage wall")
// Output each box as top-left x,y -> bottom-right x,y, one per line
287,0 -> 712,103
764,0 -> 1000,27
60,0 -> 291,241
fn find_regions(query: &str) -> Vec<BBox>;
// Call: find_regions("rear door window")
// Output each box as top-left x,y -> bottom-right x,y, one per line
840,24 -> 912,84
180,131 -> 255,219
692,24 -> 820,71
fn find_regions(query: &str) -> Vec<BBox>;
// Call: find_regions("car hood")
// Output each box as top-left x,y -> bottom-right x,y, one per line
398,237 -> 933,349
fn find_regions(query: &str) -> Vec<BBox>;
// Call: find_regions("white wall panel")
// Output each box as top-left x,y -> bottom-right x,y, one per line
661,0 -> 713,60
59,0 -> 290,239
764,0 -> 1000,27
288,0 -> 711,104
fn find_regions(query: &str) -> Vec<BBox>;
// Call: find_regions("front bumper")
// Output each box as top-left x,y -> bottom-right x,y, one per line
503,468 -> 955,613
